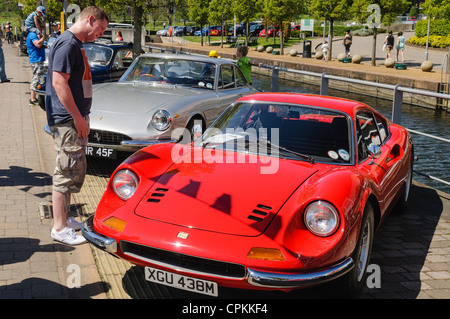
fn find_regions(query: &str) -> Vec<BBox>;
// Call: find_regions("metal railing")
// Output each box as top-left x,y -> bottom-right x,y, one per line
144,44 -> 450,188
268,65 -> 450,188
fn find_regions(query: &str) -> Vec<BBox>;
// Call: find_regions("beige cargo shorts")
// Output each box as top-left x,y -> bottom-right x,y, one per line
49,117 -> 89,194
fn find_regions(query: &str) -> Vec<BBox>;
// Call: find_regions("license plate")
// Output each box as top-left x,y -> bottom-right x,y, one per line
86,146 -> 116,159
145,266 -> 218,297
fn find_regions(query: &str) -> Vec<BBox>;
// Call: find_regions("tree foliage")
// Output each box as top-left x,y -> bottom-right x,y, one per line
263,0 -> 304,54
422,0 -> 450,19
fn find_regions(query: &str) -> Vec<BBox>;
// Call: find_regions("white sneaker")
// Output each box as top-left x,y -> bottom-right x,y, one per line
67,217 -> 82,231
51,227 -> 86,245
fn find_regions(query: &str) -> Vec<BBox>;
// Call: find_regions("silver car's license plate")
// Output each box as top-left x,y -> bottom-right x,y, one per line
145,266 -> 218,297
85,146 -> 116,159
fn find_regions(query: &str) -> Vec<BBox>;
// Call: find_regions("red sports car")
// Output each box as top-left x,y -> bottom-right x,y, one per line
83,93 -> 414,297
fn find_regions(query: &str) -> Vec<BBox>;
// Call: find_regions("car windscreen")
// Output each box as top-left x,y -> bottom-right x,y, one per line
83,44 -> 113,65
199,102 -> 352,164
120,57 -> 216,89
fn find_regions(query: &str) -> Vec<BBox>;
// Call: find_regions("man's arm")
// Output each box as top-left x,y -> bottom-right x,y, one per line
32,34 -> 45,48
52,71 -> 89,139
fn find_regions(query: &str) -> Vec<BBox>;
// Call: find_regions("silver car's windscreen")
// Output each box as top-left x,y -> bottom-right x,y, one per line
120,57 -> 216,89
199,102 -> 352,164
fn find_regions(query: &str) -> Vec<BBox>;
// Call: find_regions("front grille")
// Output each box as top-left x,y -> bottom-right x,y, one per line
121,241 -> 246,279
88,129 -> 132,146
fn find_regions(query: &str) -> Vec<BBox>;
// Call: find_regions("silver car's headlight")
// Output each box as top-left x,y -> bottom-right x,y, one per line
304,201 -> 339,237
151,109 -> 171,131
38,75 -> 46,85
112,169 -> 139,201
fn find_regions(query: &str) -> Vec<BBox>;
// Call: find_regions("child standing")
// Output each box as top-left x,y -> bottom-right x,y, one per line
236,45 -> 261,85
321,40 -> 329,61
25,6 -> 46,35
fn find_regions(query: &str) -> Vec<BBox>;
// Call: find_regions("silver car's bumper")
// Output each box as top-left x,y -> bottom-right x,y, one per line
246,257 -> 354,288
82,215 -> 118,254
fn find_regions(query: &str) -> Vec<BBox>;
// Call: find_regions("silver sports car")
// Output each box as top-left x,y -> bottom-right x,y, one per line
87,53 -> 258,159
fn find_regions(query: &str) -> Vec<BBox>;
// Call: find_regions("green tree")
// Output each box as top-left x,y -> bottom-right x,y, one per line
188,0 -> 210,46
422,0 -> 450,19
232,0 -> 263,46
310,0 -> 351,60
351,0 -> 409,65
263,0 -> 304,54
208,0 -> 233,47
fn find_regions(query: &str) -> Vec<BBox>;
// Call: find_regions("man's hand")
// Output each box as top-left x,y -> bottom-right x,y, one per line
53,71 -> 89,139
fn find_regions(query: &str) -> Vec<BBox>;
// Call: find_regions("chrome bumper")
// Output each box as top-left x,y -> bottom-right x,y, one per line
246,257 -> 354,288
82,215 -> 118,254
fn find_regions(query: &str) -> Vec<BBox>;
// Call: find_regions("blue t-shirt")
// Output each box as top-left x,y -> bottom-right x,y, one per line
45,30 -> 92,126
26,32 -> 45,63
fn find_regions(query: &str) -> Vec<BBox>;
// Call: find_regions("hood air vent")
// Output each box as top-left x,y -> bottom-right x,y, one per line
147,188 -> 168,203
247,204 -> 272,222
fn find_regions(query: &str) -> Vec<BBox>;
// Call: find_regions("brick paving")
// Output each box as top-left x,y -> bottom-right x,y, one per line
0,36 -> 449,299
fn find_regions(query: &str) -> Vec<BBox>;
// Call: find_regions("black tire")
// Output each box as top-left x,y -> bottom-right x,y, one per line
340,203 -> 375,298
396,153 -> 413,212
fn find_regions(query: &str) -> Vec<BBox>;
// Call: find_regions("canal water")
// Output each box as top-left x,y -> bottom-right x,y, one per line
252,74 -> 450,194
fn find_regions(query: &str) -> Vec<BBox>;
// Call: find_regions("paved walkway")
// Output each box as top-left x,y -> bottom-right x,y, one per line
0,42 -> 107,298
0,36 -> 449,299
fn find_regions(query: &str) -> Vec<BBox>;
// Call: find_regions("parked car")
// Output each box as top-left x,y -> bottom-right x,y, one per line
227,23 -> 245,36
248,24 -> 264,37
209,26 -> 223,36
156,26 -> 173,36
173,26 -> 195,36
36,40 -> 135,109
291,24 -> 301,31
82,92 -> 414,297
259,26 -> 280,37
194,25 -> 221,36
85,53 -> 258,159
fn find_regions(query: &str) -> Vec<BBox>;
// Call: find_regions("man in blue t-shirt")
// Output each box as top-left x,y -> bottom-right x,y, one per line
26,31 -> 45,106
46,6 -> 109,245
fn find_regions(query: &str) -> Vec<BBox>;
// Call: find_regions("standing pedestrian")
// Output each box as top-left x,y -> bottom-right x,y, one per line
383,31 -> 394,59
321,40 -> 329,62
0,28 -> 10,83
26,30 -> 45,105
50,22 -> 61,39
343,29 -> 352,57
236,45 -> 261,85
396,31 -> 405,62
45,6 -> 109,245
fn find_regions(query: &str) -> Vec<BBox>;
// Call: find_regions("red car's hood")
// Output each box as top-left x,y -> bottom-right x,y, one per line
134,149 -> 317,236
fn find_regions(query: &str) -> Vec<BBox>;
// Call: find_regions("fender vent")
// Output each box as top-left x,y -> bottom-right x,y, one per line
147,188 -> 168,203
247,204 -> 272,222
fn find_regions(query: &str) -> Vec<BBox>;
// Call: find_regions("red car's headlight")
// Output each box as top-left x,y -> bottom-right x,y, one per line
112,169 -> 139,201
304,201 -> 339,237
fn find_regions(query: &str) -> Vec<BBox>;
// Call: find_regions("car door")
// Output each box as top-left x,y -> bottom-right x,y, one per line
356,110 -> 404,211
205,64 -> 252,126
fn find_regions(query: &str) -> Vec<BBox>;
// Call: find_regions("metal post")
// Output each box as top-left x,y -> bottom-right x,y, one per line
320,72 -> 328,96
392,84 -> 403,124
272,66 -> 279,92
425,17 -> 430,61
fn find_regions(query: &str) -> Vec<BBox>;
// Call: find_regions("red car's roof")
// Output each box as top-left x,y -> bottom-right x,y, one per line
237,93 -> 367,118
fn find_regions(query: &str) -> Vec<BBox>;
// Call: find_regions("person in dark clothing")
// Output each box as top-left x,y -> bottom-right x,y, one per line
384,31 -> 394,59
